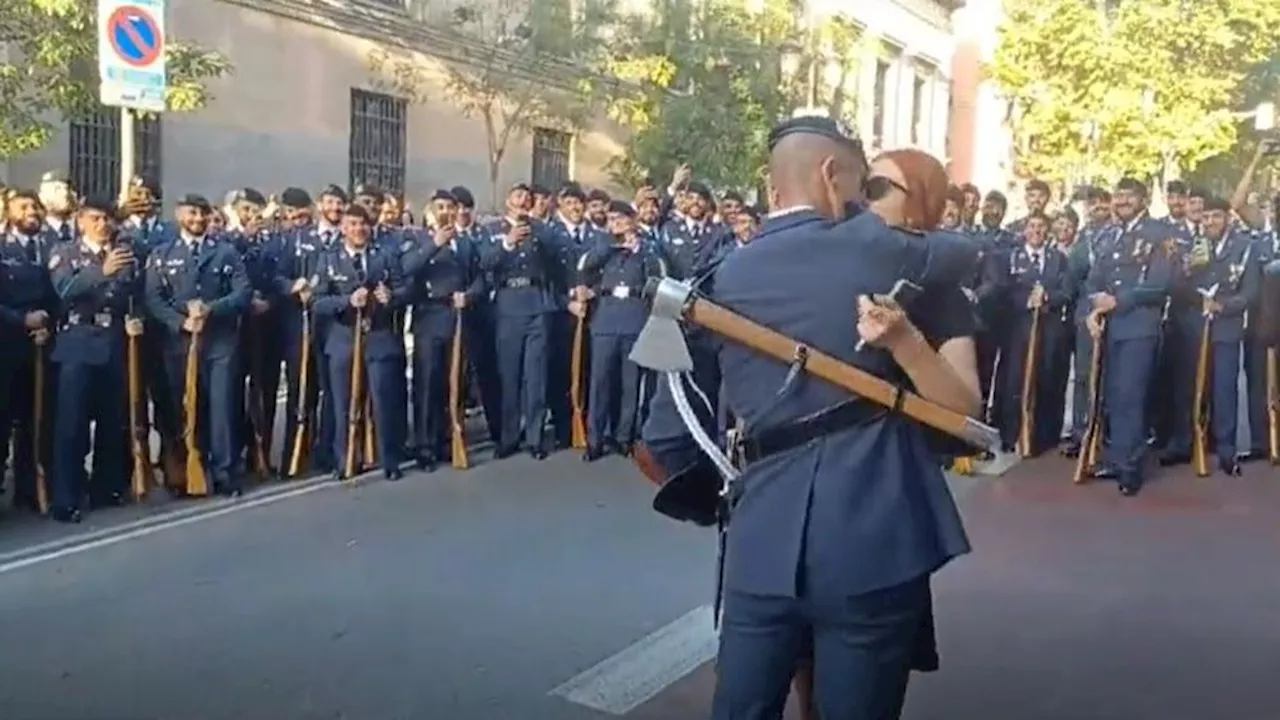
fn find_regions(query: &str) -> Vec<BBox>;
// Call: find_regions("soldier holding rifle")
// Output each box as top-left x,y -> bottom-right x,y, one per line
47,197 -> 143,522
404,190 -> 483,472
1158,197 -> 1259,475
313,204 -> 409,481
144,195 -> 252,497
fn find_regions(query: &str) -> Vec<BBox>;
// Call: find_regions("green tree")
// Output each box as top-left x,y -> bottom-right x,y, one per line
368,0 -> 618,209
602,0 -> 862,192
0,0 -> 232,158
990,0 -> 1280,186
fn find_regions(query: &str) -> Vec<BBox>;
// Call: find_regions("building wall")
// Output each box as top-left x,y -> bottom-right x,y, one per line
4,0 -> 626,210
949,0 -> 1014,193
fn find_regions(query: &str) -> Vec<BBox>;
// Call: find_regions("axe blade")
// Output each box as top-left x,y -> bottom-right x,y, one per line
630,315 -> 694,372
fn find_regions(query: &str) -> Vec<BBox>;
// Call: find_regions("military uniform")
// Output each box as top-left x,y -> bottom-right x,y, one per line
1242,226 -> 1276,460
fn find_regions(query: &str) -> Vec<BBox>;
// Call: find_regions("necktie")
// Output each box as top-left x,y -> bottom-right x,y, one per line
59,224 -> 71,244
1030,251 -> 1041,272
573,227 -> 581,245
354,252 -> 366,283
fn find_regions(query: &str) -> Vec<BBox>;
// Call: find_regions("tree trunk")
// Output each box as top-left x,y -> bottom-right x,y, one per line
483,107 -> 501,215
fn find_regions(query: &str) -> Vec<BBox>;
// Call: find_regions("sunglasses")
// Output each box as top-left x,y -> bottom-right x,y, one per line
865,176 -> 909,202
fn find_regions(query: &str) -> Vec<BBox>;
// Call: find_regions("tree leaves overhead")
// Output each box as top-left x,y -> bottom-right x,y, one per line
989,0 -> 1280,185
0,0 -> 231,158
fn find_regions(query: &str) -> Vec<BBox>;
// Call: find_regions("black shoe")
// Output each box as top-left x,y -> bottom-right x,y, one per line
583,446 -> 605,462
618,442 -> 634,457
384,468 -> 404,481
529,448 -> 548,461
1218,457 -> 1242,477
51,507 -> 82,524
1118,471 -> 1142,496
1091,464 -> 1119,480
415,455 -> 437,472
330,470 -> 345,482
1060,442 -> 1081,459
1158,453 -> 1190,467
494,446 -> 517,460
1240,449 -> 1267,463
88,491 -> 127,509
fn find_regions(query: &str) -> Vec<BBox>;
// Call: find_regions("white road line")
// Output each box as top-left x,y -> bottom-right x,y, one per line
549,604 -> 718,715
0,480 -> 338,577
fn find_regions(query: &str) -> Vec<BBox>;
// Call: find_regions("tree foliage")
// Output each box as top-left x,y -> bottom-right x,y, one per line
0,0 -> 232,158
989,0 -> 1280,186
368,0 -> 618,209
601,0 -> 863,192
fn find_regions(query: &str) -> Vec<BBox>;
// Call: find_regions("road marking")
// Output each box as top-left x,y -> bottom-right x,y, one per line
549,604 -> 718,715
0,480 -> 338,577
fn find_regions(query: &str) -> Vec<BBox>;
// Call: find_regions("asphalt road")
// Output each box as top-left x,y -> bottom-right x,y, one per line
0,440 -> 1276,719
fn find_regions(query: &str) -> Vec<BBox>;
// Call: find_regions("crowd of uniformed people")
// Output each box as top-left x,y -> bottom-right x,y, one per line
0,138 -> 1277,527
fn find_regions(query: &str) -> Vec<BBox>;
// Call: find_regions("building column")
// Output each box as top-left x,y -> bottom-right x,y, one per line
931,73 -> 951,159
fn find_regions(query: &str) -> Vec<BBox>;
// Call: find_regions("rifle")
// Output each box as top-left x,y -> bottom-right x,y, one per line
344,306 -> 367,479
288,305 -> 312,477
1191,314 -> 1213,477
1016,298 -> 1042,458
32,342 -> 49,514
126,298 -> 153,500
363,392 -> 377,467
1072,315 -> 1106,484
184,328 -> 209,496
246,317 -> 272,480
1268,347 -> 1279,464
449,310 -> 470,469
569,311 -> 588,449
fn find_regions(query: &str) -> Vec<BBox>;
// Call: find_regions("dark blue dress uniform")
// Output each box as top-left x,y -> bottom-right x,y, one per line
1163,227 -> 1260,468
143,230 -> 252,491
291,222 -> 344,472
961,226 -> 1010,417
1064,224 -> 1116,452
232,227 -> 284,471
0,227 -> 58,509
643,206 -> 973,719
995,243 -> 1070,452
47,238 -> 136,515
478,217 -> 561,457
453,189 -> 503,441
313,244 -> 410,476
403,228 -> 484,467
546,216 -> 598,449
1083,213 -> 1174,490
579,232 -> 666,456
1242,227 -> 1276,459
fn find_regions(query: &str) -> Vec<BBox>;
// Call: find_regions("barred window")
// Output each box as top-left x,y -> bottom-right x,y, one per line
68,107 -> 161,201
349,88 -> 407,196
531,128 -> 571,191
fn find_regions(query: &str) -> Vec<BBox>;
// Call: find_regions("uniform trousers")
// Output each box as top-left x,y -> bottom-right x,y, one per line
586,332 -> 641,447
328,350 -> 405,473
51,358 -> 127,509
495,312 -> 549,451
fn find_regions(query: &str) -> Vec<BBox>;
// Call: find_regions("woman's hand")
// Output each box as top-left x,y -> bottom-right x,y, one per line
856,294 -> 921,353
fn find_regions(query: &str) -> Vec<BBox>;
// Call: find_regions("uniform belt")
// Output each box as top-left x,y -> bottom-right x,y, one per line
64,311 -> 116,329
739,398 -> 887,465
504,277 -> 540,289
602,286 -> 636,299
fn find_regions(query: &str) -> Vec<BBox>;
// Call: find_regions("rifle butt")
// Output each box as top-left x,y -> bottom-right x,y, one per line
1268,348 -> 1279,464
1016,310 -> 1040,458
1191,321 -> 1212,478
184,333 -> 209,496
33,348 -> 49,514
569,315 -> 587,449
363,393 -> 377,467
448,313 -> 469,469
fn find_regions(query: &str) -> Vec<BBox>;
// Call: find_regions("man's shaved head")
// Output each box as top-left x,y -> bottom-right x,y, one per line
767,133 -> 868,220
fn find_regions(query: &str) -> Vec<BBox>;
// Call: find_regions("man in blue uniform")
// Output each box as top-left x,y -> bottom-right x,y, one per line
0,189 -> 58,512
404,190 -> 483,471
1082,178 -> 1175,495
547,184 -> 597,450
144,194 -> 252,496
641,116 -> 979,719
580,200 -> 666,461
451,185 -> 503,443
1158,197 -> 1259,474
480,207 -> 560,459
313,204 -> 409,480
47,196 -> 140,522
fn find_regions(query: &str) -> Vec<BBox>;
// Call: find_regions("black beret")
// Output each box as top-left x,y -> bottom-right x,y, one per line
767,113 -> 861,155
587,189 -> 611,203
233,188 -> 267,206
450,186 -> 475,208
5,189 -> 39,205
685,182 -> 713,201
353,183 -> 381,199
607,200 -> 636,217
130,175 -> 161,199
430,189 -> 456,203
558,185 -> 586,201
280,187 -> 312,208
176,194 -> 212,211
1115,177 -> 1147,195
739,205 -> 761,222
721,190 -> 744,204
343,204 -> 373,223
79,195 -> 116,215
531,184 -> 550,196
509,182 -> 531,193
1202,196 -> 1231,213
319,184 -> 348,202
1166,180 -> 1188,195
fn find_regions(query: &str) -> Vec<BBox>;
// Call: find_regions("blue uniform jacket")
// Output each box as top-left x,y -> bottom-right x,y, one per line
579,235 -> 667,337
403,230 -> 485,337
0,231 -> 58,358
1083,214 -> 1175,340
48,239 -> 137,366
312,245 -> 410,360
143,236 -> 251,356
643,209 -> 972,598
478,219 -> 561,317
1174,229 -> 1260,343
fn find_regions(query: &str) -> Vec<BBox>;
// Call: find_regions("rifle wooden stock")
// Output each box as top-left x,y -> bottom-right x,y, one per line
288,307 -> 312,477
246,320 -> 272,479
183,331 -> 209,496
363,393 -> 377,466
1072,318 -> 1106,484
449,311 -> 470,469
1268,348 -> 1279,464
32,345 -> 49,514
1191,317 -> 1213,477
126,326 -> 152,500
684,297 -> 990,448
1016,307 -> 1042,457
344,308 -> 366,478
569,313 -> 588,449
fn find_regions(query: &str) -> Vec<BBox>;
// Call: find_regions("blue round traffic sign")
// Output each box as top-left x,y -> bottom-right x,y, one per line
107,5 -> 163,68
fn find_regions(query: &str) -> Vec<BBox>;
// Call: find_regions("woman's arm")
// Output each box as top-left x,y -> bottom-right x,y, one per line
888,330 -> 982,418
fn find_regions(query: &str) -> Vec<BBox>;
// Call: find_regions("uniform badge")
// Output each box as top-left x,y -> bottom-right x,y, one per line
47,254 -> 61,270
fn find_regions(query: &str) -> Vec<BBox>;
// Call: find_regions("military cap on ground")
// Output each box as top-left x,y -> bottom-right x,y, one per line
767,113 -> 861,154
606,200 -> 636,217
430,189 -> 456,203
319,184 -> 348,202
176,194 -> 212,211
450,186 -> 475,208
79,195 -> 116,215
40,170 -> 70,185
280,187 -> 312,208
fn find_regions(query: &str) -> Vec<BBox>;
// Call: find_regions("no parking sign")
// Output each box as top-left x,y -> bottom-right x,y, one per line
97,0 -> 168,112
